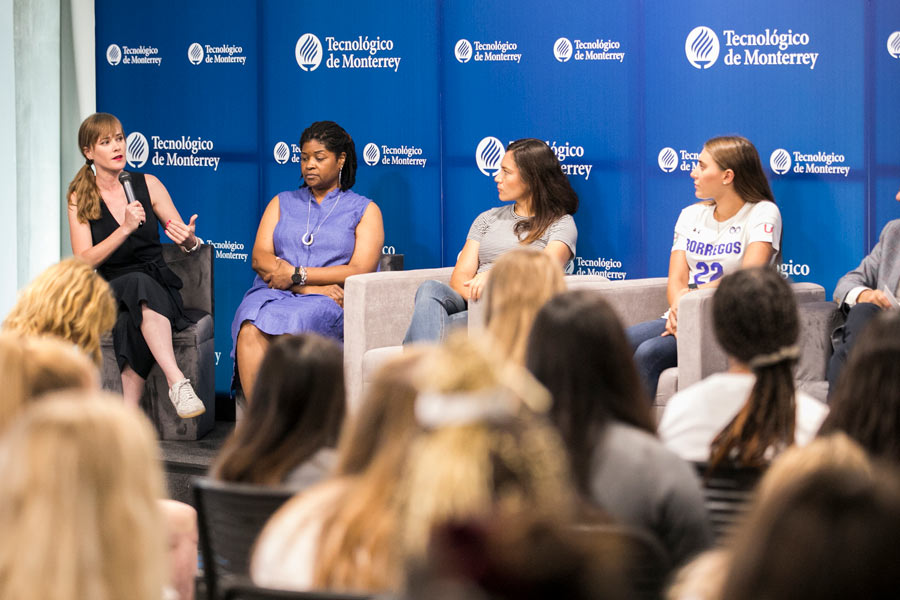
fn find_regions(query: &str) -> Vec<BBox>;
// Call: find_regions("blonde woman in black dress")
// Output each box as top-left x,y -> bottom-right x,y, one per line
67,112 -> 204,418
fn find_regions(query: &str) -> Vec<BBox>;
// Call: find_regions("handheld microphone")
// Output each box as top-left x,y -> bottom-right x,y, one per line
118,171 -> 144,227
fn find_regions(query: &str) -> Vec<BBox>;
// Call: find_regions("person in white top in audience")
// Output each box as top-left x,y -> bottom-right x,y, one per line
251,349 -> 428,593
659,266 -> 828,467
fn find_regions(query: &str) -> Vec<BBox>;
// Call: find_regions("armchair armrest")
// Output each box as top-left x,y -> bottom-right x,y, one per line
343,267 -> 453,411
676,282 -> 827,390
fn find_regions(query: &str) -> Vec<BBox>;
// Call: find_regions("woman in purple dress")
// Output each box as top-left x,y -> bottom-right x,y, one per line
232,121 -> 384,401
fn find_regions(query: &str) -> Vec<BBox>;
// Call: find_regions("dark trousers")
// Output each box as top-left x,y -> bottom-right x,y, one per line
826,302 -> 882,394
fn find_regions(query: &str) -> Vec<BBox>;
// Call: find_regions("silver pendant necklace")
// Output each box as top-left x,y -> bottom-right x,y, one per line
303,189 -> 343,246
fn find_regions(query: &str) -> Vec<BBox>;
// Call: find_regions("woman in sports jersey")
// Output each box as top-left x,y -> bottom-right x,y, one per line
627,135 -> 782,399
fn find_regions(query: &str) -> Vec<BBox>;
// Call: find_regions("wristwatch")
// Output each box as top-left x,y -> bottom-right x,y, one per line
688,283 -> 698,290
291,265 -> 308,286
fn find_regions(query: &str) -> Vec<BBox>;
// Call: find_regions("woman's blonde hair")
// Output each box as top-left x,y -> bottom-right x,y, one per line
0,393 -> 167,600
0,332 -> 99,433
483,248 -> 566,365
398,335 -> 574,562
286,350 -> 429,592
4,257 -> 116,365
68,112 -> 123,223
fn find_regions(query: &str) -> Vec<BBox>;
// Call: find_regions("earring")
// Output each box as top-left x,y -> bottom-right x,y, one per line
339,164 -> 344,185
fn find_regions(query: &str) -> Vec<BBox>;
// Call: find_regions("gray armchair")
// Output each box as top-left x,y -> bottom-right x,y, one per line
656,282 -> 829,408
100,243 -> 215,440
342,272 -> 671,413
343,267 -> 454,412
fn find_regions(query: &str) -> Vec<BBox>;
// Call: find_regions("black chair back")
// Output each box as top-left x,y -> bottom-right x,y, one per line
693,462 -> 764,541
223,583 -> 370,600
193,477 -> 296,600
571,523 -> 671,600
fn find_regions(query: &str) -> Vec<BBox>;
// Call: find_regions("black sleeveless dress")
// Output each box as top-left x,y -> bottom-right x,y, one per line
89,171 -> 194,379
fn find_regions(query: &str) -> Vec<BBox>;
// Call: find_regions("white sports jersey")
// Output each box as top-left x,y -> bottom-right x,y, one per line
672,200 -> 781,286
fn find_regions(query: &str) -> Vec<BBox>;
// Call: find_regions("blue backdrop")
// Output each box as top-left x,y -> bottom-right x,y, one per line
95,0 -> 900,394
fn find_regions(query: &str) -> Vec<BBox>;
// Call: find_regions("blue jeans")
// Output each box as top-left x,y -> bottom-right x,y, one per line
626,318 -> 677,400
403,280 -> 468,344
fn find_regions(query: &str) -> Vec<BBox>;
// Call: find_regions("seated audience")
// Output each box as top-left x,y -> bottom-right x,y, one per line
720,463 -> 900,600
212,334 -> 345,489
0,393 -> 168,600
252,349 -> 428,592
819,310 -> 900,463
404,138 -> 577,344
482,248 -> 565,364
0,333 -> 197,599
667,433 -> 872,600
3,257 -> 115,366
526,290 -> 712,567
659,266 -> 829,466
827,185 -> 900,389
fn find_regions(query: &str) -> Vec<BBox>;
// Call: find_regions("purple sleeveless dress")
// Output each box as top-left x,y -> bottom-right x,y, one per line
230,187 -> 371,353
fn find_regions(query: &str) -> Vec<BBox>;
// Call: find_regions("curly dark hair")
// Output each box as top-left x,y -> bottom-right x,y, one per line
299,120 -> 357,190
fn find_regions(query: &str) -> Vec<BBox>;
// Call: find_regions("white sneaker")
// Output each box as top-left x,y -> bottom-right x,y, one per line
168,378 -> 206,419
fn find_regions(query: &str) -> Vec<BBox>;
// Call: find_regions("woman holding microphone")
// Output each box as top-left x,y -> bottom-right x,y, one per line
67,112 -> 205,418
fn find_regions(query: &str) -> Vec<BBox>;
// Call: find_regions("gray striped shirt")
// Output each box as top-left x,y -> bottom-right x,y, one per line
467,204 -> 577,273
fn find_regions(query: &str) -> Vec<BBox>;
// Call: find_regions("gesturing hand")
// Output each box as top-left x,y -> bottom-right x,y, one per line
165,214 -> 198,248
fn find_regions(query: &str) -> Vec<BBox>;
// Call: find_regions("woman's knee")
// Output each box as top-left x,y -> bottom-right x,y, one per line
415,279 -> 448,303
634,335 -> 676,368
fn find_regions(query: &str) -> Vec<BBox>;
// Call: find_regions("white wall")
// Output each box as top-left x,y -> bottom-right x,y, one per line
0,0 -> 94,317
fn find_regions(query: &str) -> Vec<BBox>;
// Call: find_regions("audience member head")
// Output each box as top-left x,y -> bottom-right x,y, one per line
525,290 -> 655,496
504,138 -> 579,245
721,464 -> 900,600
483,249 -> 565,364
0,393 -> 167,600
667,434 -> 873,600
754,432 -> 872,507
709,266 -> 799,470
702,135 -> 775,204
68,112 -> 124,223
3,257 -> 116,365
819,311 -> 900,464
399,335 -> 573,563
333,348 -> 429,476
301,349 -> 431,592
299,120 -> 357,190
406,512 -> 627,600
213,333 -> 345,486
0,333 -> 99,433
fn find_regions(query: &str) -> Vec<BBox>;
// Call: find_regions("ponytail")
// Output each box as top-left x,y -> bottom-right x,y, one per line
708,266 -> 801,472
709,354 -> 798,471
67,161 -> 102,223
